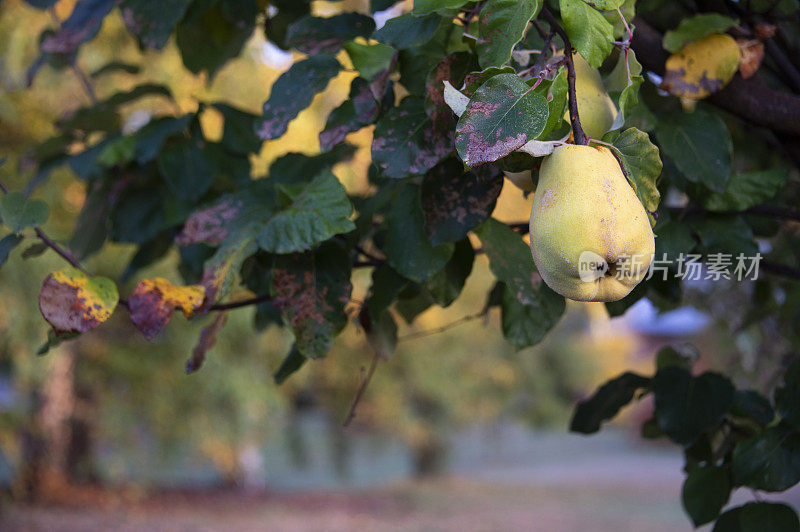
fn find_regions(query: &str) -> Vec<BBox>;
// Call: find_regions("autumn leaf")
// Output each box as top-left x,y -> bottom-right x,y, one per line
39,267 -> 118,335
129,277 -> 205,340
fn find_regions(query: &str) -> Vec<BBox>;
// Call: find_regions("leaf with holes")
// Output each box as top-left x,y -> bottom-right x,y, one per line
421,157 -> 503,246
256,54 -> 341,141
286,13 -> 375,54
476,0 -> 542,68
39,267 -> 119,335
455,73 -> 548,167
372,96 -> 453,178
270,242 -> 352,358
129,278 -> 205,340
0,191 -> 49,234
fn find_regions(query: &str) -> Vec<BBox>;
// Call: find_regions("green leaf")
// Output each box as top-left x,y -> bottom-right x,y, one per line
704,170 -> 787,212
775,360 -> 800,431
412,0 -> 471,14
212,103 -> 263,155
476,0 -> 542,68
157,136 -> 217,201
733,424 -> 800,492
286,13 -> 375,54
256,54 -> 341,141
663,13 -> 739,53
656,346 -> 692,370
270,241 -> 352,358
591,0 -> 625,9
372,13 -> 442,49
421,157 -> 503,246
268,144 -> 357,186
682,465 -> 731,526
0,191 -> 49,234
343,41 -> 396,80
536,70 -> 568,140
132,115 -> 193,164
602,127 -> 662,225
560,0 -> 615,68
455,73 -> 549,167
382,184 -> 454,283
474,218 -> 565,348
120,0 -> 193,49
363,308 -> 398,359
500,283 -> 565,349
426,238 -> 475,307
731,389 -> 775,427
320,78 -> 380,151
176,0 -> 257,77
198,232 -> 258,309
90,61 -> 141,77
606,49 -> 643,93
0,234 -> 23,267
372,96 -> 452,178
694,215 -> 758,258
713,502 -> 800,532
274,344 -> 307,384
367,264 -> 410,320
652,367 -> 735,445
461,66 -> 516,96
256,171 -> 356,253
654,214 -> 696,261
655,110 -> 732,193
570,372 -> 651,434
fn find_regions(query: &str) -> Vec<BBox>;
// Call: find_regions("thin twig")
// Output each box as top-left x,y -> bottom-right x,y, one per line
71,64 -> 99,104
209,293 -> 273,311
398,312 -> 485,341
541,8 -> 588,146
342,350 -> 380,427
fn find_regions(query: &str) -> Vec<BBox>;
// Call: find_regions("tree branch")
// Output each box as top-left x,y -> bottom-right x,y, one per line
541,7 -> 589,145
631,18 -> 800,137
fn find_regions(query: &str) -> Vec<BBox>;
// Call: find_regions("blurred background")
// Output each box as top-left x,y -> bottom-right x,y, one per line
0,0 -> 798,530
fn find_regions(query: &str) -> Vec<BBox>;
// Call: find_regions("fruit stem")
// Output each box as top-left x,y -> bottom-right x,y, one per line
541,8 -> 589,146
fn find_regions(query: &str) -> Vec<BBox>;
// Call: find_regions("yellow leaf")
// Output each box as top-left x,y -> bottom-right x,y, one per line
662,33 -> 741,100
39,267 -> 119,334
129,278 -> 204,340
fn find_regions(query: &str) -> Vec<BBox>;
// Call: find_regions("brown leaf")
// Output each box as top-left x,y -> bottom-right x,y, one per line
737,39 -> 765,79
754,23 -> 777,40
39,268 -> 119,335
129,278 -> 204,340
185,312 -> 227,374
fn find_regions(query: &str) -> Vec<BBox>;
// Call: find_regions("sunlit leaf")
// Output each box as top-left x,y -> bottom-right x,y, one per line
559,0 -> 615,68
662,34 -> 740,100
476,0 -> 542,68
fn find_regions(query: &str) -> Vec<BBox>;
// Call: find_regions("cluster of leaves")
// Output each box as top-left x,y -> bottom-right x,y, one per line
3,0 -> 800,527
573,348 -> 800,530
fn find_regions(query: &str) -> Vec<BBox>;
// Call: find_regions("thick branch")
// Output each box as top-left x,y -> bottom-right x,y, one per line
631,18 -> 800,137
541,8 -> 589,145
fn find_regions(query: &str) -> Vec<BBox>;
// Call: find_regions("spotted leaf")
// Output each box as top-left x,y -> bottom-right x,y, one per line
270,242 -> 352,359
455,73 -> 548,167
39,267 -> 118,335
662,34 -> 741,100
129,277 -> 205,340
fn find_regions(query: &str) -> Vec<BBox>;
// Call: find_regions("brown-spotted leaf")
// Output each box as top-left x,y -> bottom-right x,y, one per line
421,157 -> 503,246
186,312 -> 227,374
737,39 -> 764,79
270,242 -> 352,359
455,73 -> 548,167
175,198 -> 243,246
662,33 -> 741,100
129,277 -> 205,340
199,233 -> 258,311
39,267 -> 118,335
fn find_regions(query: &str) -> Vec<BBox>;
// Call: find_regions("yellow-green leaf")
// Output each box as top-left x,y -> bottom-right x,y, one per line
39,267 -> 118,334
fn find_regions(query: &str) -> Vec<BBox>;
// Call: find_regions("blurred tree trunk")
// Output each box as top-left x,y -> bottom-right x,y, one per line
17,345 -> 97,500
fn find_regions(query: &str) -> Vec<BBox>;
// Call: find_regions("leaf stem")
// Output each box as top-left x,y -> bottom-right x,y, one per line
541,8 -> 589,146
